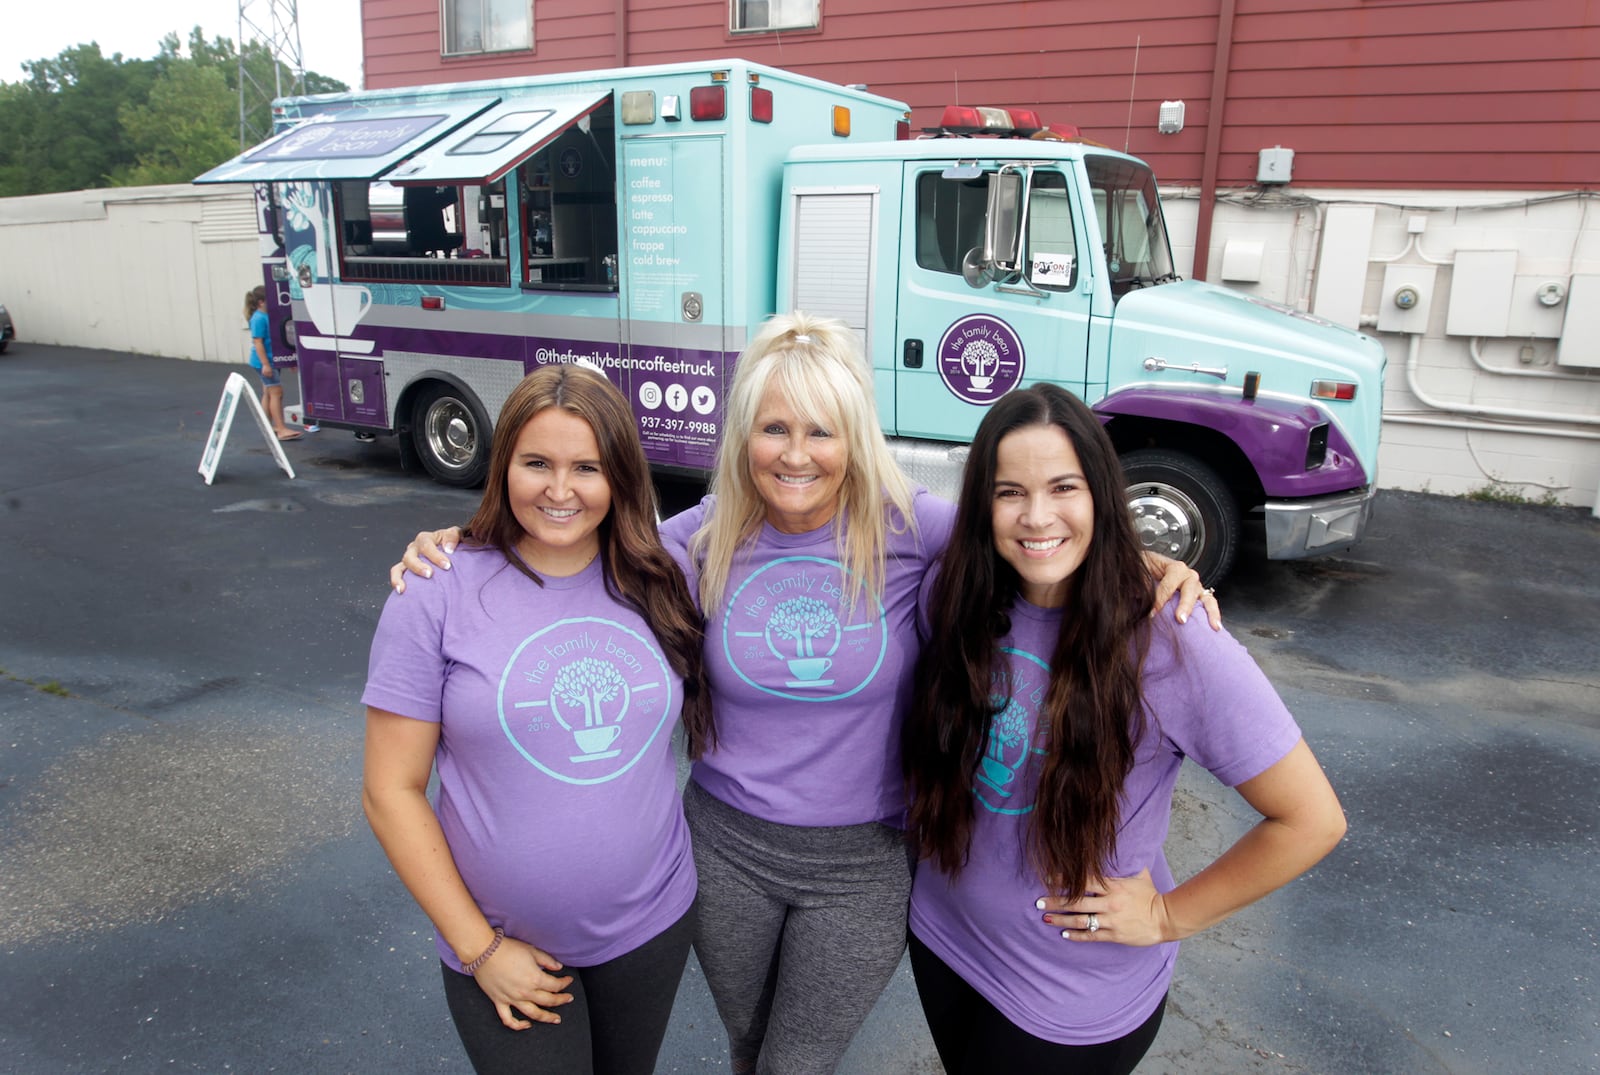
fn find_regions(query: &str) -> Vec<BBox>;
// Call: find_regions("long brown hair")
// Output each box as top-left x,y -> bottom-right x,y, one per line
463,363 -> 714,756
903,383 -> 1153,897
244,285 -> 266,322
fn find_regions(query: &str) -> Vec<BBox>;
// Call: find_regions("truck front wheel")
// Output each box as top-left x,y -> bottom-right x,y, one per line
411,383 -> 490,488
1121,449 -> 1239,585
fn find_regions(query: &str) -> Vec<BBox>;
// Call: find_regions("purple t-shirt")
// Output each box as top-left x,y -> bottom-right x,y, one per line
362,547 -> 696,969
908,596 -> 1303,1045
659,490 -> 955,826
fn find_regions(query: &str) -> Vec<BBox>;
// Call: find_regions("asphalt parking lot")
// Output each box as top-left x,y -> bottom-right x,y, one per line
2,344 -> 1597,1073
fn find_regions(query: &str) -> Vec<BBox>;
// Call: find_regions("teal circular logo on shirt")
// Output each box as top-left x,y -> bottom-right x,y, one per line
498,616 -> 674,785
720,556 -> 887,702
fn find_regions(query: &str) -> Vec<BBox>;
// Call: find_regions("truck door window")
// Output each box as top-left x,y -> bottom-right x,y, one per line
915,171 -> 987,276
919,169 -> 1078,290
1025,172 -> 1077,291
1085,155 -> 1178,298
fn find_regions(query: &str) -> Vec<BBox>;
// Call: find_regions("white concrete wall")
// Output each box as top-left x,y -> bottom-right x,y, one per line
1165,187 -> 1600,509
0,184 -> 258,364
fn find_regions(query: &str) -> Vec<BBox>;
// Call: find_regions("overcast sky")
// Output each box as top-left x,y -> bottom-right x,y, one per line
2,0 -> 364,91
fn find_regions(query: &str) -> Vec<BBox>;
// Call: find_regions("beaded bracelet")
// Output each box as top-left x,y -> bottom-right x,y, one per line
463,927 -> 505,976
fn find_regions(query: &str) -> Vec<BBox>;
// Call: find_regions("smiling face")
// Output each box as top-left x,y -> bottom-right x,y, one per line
991,424 -> 1096,608
747,383 -> 849,534
507,407 -> 611,575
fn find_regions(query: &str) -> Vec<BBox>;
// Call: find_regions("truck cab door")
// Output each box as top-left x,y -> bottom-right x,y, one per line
892,164 -> 1092,441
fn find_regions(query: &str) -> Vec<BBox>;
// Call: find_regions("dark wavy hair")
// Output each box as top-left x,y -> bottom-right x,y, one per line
903,383 -> 1153,897
462,364 -> 714,757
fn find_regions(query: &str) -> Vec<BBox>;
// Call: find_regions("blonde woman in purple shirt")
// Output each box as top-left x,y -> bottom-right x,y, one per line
390,316 -> 1213,1074
363,364 -> 712,1074
903,383 -> 1346,1074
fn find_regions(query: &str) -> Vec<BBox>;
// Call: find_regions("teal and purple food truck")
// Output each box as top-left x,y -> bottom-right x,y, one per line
197,58 -> 1384,582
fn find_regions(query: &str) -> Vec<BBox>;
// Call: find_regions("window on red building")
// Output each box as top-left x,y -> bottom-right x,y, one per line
732,0 -> 818,32
443,0 -> 533,56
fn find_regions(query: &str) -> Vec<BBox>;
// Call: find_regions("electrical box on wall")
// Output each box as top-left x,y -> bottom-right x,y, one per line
1311,204 -> 1375,328
1446,251 -> 1516,337
1556,274 -> 1600,369
1257,146 -> 1294,184
1219,239 -> 1265,282
1376,264 -> 1436,334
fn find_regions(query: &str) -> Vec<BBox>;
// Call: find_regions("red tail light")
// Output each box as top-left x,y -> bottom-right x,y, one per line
750,86 -> 773,123
690,85 -> 726,121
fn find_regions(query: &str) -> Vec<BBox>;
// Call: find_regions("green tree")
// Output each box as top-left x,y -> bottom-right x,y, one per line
115,62 -> 237,186
0,32 -> 349,197
0,44 -> 157,195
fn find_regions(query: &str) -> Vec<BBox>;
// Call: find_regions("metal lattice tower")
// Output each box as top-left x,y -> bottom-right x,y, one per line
237,0 -> 306,147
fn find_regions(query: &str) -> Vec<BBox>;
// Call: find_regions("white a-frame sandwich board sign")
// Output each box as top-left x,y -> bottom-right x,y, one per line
199,372 -> 296,484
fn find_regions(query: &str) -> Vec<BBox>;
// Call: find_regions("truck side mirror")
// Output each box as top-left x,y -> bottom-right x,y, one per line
961,246 -> 994,289
984,171 -> 1024,278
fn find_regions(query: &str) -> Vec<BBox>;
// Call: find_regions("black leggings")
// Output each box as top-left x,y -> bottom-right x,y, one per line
908,931 -> 1166,1075
440,904 -> 694,1075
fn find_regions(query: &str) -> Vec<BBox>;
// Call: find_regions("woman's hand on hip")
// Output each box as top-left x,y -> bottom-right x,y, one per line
1037,869 -> 1173,948
389,526 -> 464,593
471,935 -> 575,1030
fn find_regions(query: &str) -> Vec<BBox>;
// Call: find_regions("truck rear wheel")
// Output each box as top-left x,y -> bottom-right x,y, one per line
1121,449 -> 1239,585
412,383 -> 490,488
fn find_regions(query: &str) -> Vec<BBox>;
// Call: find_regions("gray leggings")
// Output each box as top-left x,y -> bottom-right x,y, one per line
684,780 -> 915,1075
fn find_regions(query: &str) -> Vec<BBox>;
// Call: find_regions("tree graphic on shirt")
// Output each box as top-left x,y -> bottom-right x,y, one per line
976,696 -> 1032,798
552,657 -> 625,728
988,697 -> 1031,765
769,597 -> 836,658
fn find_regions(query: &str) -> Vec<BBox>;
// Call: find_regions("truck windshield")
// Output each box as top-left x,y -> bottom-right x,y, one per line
1085,156 -> 1178,298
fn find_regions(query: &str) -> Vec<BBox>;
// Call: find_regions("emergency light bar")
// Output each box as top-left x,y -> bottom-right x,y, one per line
925,106 -> 1080,141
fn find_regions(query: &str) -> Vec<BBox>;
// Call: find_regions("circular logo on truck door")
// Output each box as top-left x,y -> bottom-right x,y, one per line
937,315 -> 1025,404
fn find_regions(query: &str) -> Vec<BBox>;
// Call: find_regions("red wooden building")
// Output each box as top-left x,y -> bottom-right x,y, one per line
361,0 -> 1599,192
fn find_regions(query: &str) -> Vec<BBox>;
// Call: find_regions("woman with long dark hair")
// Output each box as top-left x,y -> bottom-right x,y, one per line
362,363 -> 711,1074
903,382 -> 1345,1074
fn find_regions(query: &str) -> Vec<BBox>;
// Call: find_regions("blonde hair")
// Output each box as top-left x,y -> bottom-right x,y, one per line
691,312 -> 916,613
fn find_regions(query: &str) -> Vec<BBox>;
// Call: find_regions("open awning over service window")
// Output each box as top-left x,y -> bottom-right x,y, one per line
192,97 -> 501,184
384,93 -> 610,186
192,90 -> 610,187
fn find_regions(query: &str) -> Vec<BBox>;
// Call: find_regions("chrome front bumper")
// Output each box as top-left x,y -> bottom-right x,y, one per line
1263,486 -> 1377,560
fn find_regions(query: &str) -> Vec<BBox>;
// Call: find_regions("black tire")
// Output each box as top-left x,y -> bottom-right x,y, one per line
1121,448 -> 1239,586
411,383 -> 491,488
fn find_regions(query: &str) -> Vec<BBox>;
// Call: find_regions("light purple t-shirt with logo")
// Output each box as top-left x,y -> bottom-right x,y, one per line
362,547 -> 696,970
659,490 -> 955,827
908,596 -> 1303,1045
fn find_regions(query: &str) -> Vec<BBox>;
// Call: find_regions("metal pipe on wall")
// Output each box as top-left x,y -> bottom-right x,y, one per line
1190,0 -> 1237,283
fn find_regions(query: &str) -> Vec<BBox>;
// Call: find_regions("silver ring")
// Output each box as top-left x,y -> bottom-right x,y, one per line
1086,914 -> 1100,933
1202,587 -> 1216,598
